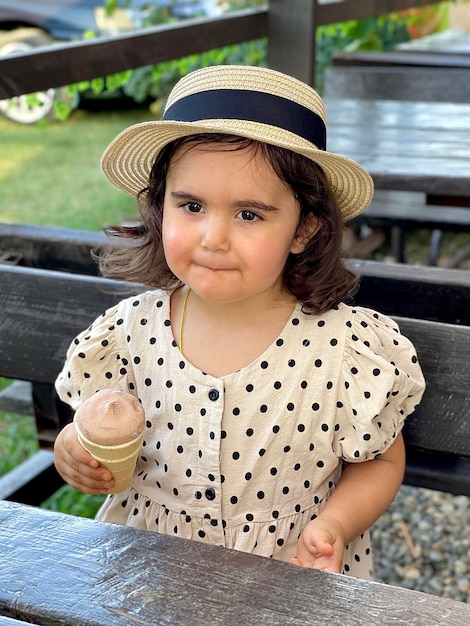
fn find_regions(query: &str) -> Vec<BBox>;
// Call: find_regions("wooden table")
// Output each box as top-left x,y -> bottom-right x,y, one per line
1,501 -> 469,626
325,98 -> 470,206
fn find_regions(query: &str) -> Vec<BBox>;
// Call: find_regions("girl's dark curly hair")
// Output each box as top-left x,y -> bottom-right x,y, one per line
99,133 -> 358,314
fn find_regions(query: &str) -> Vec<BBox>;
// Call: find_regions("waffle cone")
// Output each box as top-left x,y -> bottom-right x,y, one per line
75,423 -> 143,494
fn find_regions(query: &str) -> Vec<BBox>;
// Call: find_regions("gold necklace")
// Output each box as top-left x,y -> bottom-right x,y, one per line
179,289 -> 298,353
179,288 -> 191,352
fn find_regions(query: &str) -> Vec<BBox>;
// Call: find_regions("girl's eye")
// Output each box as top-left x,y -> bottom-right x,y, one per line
239,210 -> 260,222
183,202 -> 203,213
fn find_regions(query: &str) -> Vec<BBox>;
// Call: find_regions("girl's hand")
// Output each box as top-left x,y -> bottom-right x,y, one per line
290,517 -> 345,573
53,423 -> 115,495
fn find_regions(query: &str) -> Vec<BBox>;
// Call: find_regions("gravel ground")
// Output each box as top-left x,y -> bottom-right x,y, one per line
371,485 -> 469,603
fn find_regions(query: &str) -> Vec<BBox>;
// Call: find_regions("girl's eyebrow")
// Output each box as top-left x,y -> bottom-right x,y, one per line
170,190 -> 204,203
233,200 -> 280,213
169,191 -> 279,213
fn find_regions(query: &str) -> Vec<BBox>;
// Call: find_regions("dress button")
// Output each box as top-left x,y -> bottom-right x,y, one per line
205,487 -> 216,500
208,388 -> 219,401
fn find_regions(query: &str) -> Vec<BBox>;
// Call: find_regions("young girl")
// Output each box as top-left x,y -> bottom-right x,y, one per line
54,65 -> 425,579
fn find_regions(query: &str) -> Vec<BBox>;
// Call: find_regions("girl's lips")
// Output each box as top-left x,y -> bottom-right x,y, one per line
194,260 -> 235,272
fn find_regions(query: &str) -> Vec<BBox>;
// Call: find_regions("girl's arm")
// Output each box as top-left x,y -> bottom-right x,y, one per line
292,432 -> 405,572
54,423 -> 115,495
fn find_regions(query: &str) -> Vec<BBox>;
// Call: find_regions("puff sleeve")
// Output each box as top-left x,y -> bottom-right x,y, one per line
333,307 -> 425,462
55,304 -> 136,411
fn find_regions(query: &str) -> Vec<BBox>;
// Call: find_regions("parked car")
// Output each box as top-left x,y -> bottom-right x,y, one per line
0,0 -> 222,123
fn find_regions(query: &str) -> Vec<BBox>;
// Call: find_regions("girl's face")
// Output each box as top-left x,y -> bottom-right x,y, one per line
162,143 -> 310,306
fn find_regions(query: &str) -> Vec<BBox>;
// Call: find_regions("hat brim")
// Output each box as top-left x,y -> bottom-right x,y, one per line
101,119 -> 373,222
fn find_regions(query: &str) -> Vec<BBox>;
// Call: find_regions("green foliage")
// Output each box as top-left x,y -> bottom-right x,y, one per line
42,484 -> 106,518
0,411 -> 38,476
0,377 -> 11,393
121,39 -> 267,114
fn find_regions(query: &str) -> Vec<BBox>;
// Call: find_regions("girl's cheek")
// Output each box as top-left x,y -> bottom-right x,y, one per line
162,223 -> 186,262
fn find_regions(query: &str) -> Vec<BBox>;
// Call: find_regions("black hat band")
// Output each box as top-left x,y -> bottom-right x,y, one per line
163,88 -> 327,151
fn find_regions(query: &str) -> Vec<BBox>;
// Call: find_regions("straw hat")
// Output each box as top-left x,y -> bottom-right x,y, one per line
101,65 -> 373,221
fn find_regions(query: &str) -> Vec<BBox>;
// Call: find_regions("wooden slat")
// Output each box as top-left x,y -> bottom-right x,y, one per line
0,10 -> 267,99
1,501 -> 469,626
332,50 -> 470,69
267,0 -> 316,83
0,617 -> 35,626
349,259 -> 470,325
396,317 -> 470,459
0,222 -> 110,274
315,0 -> 441,24
404,448 -> 470,496
324,66 -> 470,102
0,266 -> 141,383
0,450 -> 63,505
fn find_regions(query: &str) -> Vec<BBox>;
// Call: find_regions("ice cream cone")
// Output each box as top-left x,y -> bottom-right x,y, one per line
75,422 -> 144,494
73,390 -> 146,495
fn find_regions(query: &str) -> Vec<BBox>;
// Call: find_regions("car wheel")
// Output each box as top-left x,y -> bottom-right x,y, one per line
0,28 -> 71,124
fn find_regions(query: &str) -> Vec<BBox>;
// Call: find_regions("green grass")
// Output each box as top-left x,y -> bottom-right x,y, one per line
0,104 -> 154,515
0,105 -> 152,230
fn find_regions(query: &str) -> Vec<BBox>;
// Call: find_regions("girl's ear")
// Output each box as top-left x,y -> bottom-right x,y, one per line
290,214 -> 321,254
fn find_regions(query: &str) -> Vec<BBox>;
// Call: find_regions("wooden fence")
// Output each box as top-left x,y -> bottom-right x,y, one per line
0,0 -> 441,99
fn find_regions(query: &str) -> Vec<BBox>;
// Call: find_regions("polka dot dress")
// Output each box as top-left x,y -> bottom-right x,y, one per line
56,290 -> 425,580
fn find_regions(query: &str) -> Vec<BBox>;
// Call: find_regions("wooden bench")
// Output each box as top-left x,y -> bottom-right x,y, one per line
1,501 -> 469,626
323,48 -> 470,103
1,261 -> 470,505
350,190 -> 470,265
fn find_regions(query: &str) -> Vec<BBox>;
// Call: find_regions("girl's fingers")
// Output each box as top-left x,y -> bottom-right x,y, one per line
54,423 -> 114,494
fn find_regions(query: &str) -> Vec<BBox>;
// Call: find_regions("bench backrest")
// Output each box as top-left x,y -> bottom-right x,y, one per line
1,264 -> 469,495
2,222 -> 470,323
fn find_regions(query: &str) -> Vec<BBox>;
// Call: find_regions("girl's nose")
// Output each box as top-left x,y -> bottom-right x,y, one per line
201,215 -> 230,251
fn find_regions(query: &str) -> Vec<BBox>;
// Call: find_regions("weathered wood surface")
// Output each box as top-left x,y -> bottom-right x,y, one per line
324,66 -> 470,102
0,1 -> 441,98
0,266 -> 140,384
396,316 -> 470,459
326,98 -> 470,201
0,222 -> 109,275
395,316 -> 470,495
349,259 -> 470,326
331,49 -> 470,68
1,501 -> 469,626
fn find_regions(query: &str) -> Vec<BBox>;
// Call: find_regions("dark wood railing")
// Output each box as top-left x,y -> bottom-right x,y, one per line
0,1 -> 440,99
